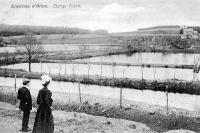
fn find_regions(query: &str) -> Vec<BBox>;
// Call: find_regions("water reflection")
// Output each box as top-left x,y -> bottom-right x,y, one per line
2,63 -> 198,81
77,52 -> 200,65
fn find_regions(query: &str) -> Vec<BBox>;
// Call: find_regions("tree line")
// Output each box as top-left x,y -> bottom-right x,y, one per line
189,26 -> 200,33
0,24 -> 108,37
121,35 -> 198,51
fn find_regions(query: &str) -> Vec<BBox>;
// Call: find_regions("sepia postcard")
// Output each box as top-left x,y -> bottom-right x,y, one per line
0,0 -> 200,132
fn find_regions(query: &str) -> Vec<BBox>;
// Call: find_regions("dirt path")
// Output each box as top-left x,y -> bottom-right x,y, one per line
0,102 -> 157,133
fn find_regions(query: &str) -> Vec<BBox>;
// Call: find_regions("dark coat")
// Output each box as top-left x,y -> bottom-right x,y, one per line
32,87 -> 54,133
17,86 -> 32,111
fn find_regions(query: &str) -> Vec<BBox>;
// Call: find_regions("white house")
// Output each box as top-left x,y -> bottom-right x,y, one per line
181,28 -> 198,39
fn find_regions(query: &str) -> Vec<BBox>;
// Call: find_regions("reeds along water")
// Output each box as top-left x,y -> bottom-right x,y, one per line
0,67 -> 200,95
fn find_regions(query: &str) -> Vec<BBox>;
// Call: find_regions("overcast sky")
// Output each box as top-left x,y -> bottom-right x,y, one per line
0,0 -> 200,32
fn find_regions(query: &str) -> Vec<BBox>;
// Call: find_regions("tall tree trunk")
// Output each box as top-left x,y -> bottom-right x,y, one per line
29,61 -> 31,72
29,57 -> 31,72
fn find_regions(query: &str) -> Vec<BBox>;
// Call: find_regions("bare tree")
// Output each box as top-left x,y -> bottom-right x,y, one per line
16,34 -> 44,72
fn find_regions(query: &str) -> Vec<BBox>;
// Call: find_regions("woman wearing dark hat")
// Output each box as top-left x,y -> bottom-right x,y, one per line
32,75 -> 54,133
17,78 -> 32,132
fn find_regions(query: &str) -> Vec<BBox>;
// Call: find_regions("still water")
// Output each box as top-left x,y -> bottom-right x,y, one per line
76,52 -> 200,65
0,77 -> 199,112
2,62 -> 199,81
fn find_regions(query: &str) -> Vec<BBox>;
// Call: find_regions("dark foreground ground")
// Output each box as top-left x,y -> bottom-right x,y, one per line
0,102 -> 158,133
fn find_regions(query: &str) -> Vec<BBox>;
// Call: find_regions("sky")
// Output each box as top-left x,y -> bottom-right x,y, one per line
0,0 -> 200,33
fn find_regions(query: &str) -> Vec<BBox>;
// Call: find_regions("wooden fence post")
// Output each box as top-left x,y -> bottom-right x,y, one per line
88,63 -> 90,80
141,66 -> 143,80
174,69 -> 176,82
193,70 -> 195,82
165,69 -> 167,80
4,63 -> 7,77
120,70 -> 125,108
112,63 -> 115,79
78,82 -> 82,103
120,87 -> 122,108
49,67 -> 51,75
154,68 -> 156,81
193,55 -> 196,82
40,61 -> 42,73
100,64 -> 102,79
58,63 -> 62,79
73,63 -> 75,80
14,74 -> 16,92
65,63 -> 66,75
166,85 -> 169,115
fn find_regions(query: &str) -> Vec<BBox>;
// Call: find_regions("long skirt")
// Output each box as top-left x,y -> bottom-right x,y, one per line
32,104 -> 54,133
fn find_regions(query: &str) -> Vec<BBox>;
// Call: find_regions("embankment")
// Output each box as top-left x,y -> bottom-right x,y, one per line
42,48 -> 126,61
0,68 -> 200,95
0,47 -> 125,65
41,59 -> 196,69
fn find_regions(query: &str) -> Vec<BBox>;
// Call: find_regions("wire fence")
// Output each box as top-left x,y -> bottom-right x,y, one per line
38,61 -> 199,82
3,76 -> 173,115
1,57 -> 200,115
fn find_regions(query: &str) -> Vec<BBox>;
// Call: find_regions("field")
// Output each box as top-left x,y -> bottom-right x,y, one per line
111,25 -> 181,36
3,34 -> 113,44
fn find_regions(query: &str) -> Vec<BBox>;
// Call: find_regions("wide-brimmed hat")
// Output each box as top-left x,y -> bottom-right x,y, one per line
22,78 -> 30,85
40,74 -> 52,85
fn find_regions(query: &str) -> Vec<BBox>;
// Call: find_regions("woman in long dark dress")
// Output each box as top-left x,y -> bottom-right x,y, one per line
32,76 -> 54,133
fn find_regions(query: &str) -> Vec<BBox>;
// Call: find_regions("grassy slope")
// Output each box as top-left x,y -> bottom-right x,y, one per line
111,25 -> 181,37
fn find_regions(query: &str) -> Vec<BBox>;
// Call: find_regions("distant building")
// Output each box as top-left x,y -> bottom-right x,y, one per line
181,25 -> 188,29
193,31 -> 198,39
181,28 -> 198,39
183,28 -> 193,35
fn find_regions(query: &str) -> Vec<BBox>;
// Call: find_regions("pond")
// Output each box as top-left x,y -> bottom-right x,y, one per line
0,77 -> 200,112
2,62 -> 199,81
76,52 -> 200,65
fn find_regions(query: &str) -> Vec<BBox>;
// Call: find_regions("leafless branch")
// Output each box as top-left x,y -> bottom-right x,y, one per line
15,34 -> 45,72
